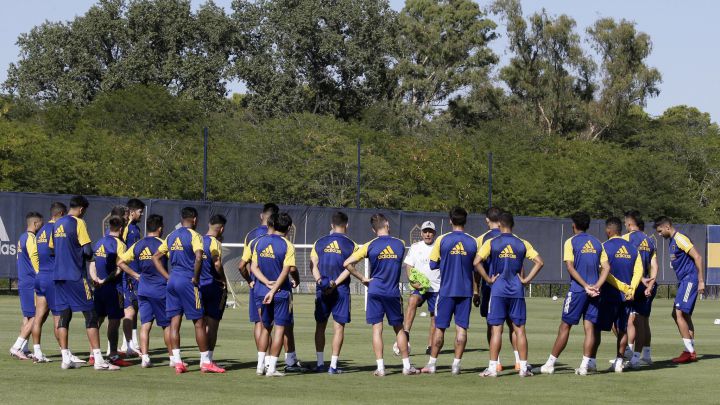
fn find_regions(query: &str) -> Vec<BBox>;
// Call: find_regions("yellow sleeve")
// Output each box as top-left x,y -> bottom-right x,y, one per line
600,248 -> 608,263
27,234 -> 40,273
210,238 -> 222,260
606,274 -> 630,294
651,250 -> 657,260
563,238 -> 574,262
48,230 -> 54,249
310,241 -> 318,260
190,230 -> 203,252
157,238 -> 169,256
621,233 -> 631,241
348,242 -> 370,262
478,240 -> 492,261
241,238 -> 254,262
630,255 -> 643,290
429,234 -> 444,262
122,226 -> 129,242
76,218 -> 91,246
119,243 -> 136,263
251,243 -> 259,262
284,240 -> 296,267
523,239 -> 539,260
675,233 -> 694,253
116,240 -> 127,257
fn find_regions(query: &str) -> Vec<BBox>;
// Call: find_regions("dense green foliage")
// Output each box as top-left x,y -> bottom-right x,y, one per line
1,0 -> 719,223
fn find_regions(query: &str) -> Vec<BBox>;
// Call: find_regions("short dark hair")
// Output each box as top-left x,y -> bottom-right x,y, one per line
181,207 -> 198,219
653,216 -> 672,228
108,215 -> 124,232
332,211 -> 349,227
26,211 -> 42,221
370,213 -> 388,231
450,207 -> 468,226
275,212 -> 292,234
111,205 -> 127,217
571,212 -> 590,231
146,214 -> 163,232
50,202 -> 67,217
69,195 -> 89,209
210,214 -> 227,226
624,210 -> 641,226
267,213 -> 277,229
499,211 -> 514,229
127,198 -> 145,210
263,203 -> 279,215
605,217 -> 622,233
486,206 -> 502,222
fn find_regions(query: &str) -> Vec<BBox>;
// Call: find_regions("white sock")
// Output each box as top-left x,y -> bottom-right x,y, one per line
642,347 -> 651,358
428,357 -> 437,366
489,360 -> 497,373
376,359 -> 385,371
208,350 -> 214,362
200,351 -> 210,364
546,354 -> 557,366
580,356 -> 590,368
132,329 -> 138,346
33,344 -> 43,358
330,355 -> 339,369
172,349 -> 182,364
316,352 -> 324,367
93,349 -> 103,365
12,337 -> 26,350
267,356 -> 278,373
627,343 -> 634,353
257,352 -> 266,369
264,355 -> 270,368
169,355 -> 174,364
514,350 -> 520,363
21,339 -> 29,353
61,349 -> 70,363
519,360 -> 527,372
452,358 -> 461,367
286,351 -> 297,365
683,338 -> 694,353
497,355 -> 501,364
614,357 -> 623,367
402,357 -> 411,369
141,354 -> 150,363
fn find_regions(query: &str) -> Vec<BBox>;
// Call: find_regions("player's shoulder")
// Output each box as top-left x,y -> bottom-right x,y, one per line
187,228 -> 201,238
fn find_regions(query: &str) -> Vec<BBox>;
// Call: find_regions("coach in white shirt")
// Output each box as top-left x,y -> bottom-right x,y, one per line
396,221 -> 439,356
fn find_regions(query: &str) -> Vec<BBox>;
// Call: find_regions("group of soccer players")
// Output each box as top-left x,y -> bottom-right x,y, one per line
12,196 -> 705,377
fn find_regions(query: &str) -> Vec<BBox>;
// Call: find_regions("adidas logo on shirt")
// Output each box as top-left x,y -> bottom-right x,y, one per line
581,241 -> 596,254
54,225 -> 66,238
638,239 -> 650,252
37,230 -> 48,244
324,240 -> 342,254
378,246 -> 398,259
95,244 -> 106,258
499,245 -> 516,259
260,244 -> 275,258
615,245 -> 631,259
170,237 -> 184,251
450,242 -> 467,255
139,247 -> 153,260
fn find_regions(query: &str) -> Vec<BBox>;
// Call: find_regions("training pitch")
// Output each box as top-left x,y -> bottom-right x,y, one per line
0,294 -> 718,404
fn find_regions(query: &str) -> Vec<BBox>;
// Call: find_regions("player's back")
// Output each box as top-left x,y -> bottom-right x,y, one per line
484,233 -> 536,298
52,215 -> 91,281
200,235 -> 222,286
565,232 -> 603,292
363,235 -> 405,297
253,234 -> 294,297
312,233 -> 356,293
36,221 -> 55,274
669,232 -> 697,281
17,232 -> 38,286
243,225 -> 268,261
624,231 -> 655,276
123,222 -> 142,246
601,237 -> 639,301
94,235 -> 124,281
477,228 -> 501,275
432,231 -> 478,297
164,227 -> 203,277
129,236 -> 167,298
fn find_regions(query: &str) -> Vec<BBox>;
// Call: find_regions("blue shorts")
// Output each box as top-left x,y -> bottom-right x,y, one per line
139,295 -> 170,327
122,277 -> 138,309
597,299 -> 629,332
249,288 -> 261,323
35,273 -> 61,315
631,283 -> 657,317
480,285 -> 491,317
561,291 -> 599,325
411,291 -> 438,315
256,290 -> 293,328
94,283 -> 124,320
366,293 -> 403,326
55,279 -> 94,312
675,279 -> 698,315
201,282 -> 227,321
315,291 -> 351,324
166,276 -> 203,321
19,287 -> 36,318
487,296 -> 526,326
435,296 -> 471,329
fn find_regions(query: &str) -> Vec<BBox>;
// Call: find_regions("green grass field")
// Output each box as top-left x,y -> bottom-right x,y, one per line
1,294 -> 718,404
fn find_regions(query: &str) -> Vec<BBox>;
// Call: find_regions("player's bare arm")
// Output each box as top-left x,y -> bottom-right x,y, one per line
519,255 -> 544,284
688,247 -> 705,294
191,249 -> 202,286
343,256 -> 371,285
263,265 -> 292,304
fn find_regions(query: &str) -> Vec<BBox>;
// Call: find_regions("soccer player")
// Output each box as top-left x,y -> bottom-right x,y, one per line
397,220 -> 438,357
250,212 -> 298,377
476,211 -> 544,377
31,202 -> 66,362
120,198 -> 145,356
344,213 -> 420,376
53,195 -> 118,370
118,214 -> 172,368
10,211 -> 42,360
310,211 -> 357,374
200,214 -> 228,366
88,215 -> 131,367
152,207 -> 224,374
595,217 -> 642,373
420,208 -> 478,375
654,216 -> 705,364
623,210 -> 658,367
539,212 -> 602,376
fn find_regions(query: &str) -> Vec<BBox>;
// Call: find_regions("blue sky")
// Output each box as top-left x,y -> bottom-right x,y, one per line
1,0 -> 716,122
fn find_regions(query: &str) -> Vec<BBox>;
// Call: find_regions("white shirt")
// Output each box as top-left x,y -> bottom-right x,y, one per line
403,241 -> 440,292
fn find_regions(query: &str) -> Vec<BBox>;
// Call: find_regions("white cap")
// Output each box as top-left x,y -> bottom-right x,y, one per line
421,221 -> 436,231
